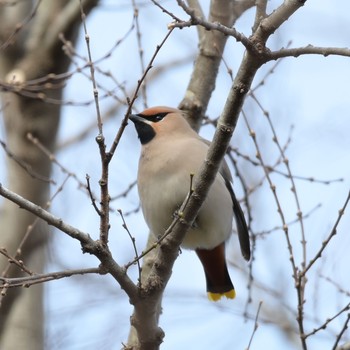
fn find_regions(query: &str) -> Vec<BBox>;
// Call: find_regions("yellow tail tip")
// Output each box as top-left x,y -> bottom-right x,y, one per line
207,289 -> 236,302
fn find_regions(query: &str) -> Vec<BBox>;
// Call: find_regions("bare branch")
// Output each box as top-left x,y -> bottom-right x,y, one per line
253,0 -> 267,32
46,0 -> 99,50
0,267 -> 102,288
0,0 -> 42,50
0,183 -> 139,301
256,0 -> 306,41
333,313 -> 350,349
86,174 -> 102,216
150,0 -> 182,23
250,92 -> 307,268
124,174 -> 195,271
247,301 -> 263,349
171,0 -> 254,52
79,0 -> 103,135
305,302 -> 350,340
178,0 -> 255,129
118,209 -> 141,284
132,0 -> 148,108
0,183 -> 91,244
268,45 -> 350,60
186,0 -> 205,40
0,139 -> 54,184
108,27 -> 175,158
0,248 -> 33,276
302,190 -> 350,277
242,109 -> 298,273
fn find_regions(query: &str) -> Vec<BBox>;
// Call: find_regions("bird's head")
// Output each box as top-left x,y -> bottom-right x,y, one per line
129,106 -> 193,145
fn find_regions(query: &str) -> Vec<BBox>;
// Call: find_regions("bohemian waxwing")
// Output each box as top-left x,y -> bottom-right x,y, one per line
129,106 -> 250,301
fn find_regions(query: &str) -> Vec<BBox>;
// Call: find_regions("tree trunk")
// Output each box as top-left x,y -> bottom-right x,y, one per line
0,1 -> 98,348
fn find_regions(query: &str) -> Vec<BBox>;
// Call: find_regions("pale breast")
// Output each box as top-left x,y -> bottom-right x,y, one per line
137,135 -> 234,249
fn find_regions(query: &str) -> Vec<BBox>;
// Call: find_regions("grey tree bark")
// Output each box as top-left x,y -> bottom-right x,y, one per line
0,1 -> 98,349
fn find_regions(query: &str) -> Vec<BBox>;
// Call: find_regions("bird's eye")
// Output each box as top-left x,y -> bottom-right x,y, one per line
155,114 -> 164,121
148,112 -> 168,123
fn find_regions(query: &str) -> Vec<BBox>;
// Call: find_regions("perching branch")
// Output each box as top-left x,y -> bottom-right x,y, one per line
0,183 -> 139,301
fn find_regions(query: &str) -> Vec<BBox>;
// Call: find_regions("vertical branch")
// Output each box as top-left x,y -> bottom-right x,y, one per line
79,2 -> 103,135
108,27 -> 175,159
249,91 -> 309,343
132,0 -> 148,108
178,0 -> 255,130
246,301 -> 263,349
187,0 -> 205,39
252,0 -> 267,32
333,312 -> 350,350
79,0 -> 110,244
241,109 -> 307,348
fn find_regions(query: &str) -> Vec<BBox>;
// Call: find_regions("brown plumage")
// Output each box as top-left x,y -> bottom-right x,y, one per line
129,106 -> 250,301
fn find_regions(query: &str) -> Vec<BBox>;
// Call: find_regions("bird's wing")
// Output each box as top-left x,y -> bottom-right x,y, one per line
223,177 -> 251,261
200,137 -> 251,261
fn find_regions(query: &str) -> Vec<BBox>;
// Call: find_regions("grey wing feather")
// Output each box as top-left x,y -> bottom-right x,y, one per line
224,176 -> 251,261
200,137 -> 251,260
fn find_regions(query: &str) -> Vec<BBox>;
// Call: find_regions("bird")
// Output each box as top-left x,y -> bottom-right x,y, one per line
129,106 -> 250,301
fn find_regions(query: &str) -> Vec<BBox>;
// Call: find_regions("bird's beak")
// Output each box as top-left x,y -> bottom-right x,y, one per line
129,113 -> 155,144
129,114 -> 146,124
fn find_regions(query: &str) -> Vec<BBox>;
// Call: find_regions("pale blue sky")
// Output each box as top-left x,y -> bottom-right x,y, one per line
1,1 -> 350,349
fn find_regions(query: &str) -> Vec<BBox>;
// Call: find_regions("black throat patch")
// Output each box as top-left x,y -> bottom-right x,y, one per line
133,120 -> 156,144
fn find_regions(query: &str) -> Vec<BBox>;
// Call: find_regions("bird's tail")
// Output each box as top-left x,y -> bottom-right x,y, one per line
196,243 -> 236,302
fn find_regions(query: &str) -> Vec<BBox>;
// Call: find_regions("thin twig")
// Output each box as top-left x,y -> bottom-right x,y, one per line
268,45 -> 350,61
151,0 -> 182,22
132,0 -> 148,108
247,301 -> 263,349
253,0 -> 267,32
333,312 -> 350,350
110,180 -> 137,201
80,1 -> 111,244
58,15 -> 135,107
79,0 -> 103,135
256,203 -> 322,238
301,190 -> 350,277
118,209 -> 141,285
1,174 -> 71,278
250,92 -> 307,265
0,267 -> 102,289
0,248 -> 34,276
107,27 -> 175,159
124,174 -> 194,270
250,44 -> 291,94
0,139 -> 55,184
320,274 -> 350,298
172,0 -> 255,52
242,108 -> 307,346
86,174 -> 102,216
0,183 -> 92,244
305,302 -> 350,339
0,183 -> 139,301
0,0 -> 42,50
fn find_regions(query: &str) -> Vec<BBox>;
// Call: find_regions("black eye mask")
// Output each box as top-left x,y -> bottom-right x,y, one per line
140,112 -> 169,123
